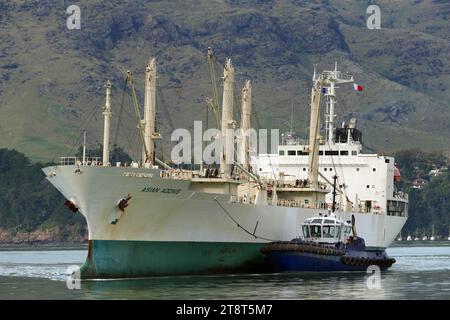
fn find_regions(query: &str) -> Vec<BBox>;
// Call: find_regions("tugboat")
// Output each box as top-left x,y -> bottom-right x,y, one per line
261,214 -> 396,272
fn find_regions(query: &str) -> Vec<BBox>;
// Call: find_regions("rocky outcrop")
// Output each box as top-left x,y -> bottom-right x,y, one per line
0,225 -> 87,244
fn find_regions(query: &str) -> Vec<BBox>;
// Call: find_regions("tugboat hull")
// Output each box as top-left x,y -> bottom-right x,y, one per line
261,241 -> 395,272
264,251 -> 394,272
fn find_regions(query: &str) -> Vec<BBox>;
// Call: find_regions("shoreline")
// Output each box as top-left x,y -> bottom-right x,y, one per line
0,240 -> 88,250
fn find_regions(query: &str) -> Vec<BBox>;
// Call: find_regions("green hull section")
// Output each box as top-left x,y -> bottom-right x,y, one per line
80,240 -> 267,279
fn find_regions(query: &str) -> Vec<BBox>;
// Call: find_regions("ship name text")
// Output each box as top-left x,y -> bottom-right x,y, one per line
141,186 -> 181,194
122,172 -> 154,178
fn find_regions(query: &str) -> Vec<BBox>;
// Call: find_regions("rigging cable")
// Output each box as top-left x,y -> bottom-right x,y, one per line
50,101 -> 101,163
112,76 -> 128,148
214,197 -> 280,242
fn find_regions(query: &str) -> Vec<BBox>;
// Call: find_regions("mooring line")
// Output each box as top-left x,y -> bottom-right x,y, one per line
213,197 -> 281,242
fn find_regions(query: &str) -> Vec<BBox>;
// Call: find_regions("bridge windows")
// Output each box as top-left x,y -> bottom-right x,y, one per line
288,150 -> 296,156
279,150 -> 285,155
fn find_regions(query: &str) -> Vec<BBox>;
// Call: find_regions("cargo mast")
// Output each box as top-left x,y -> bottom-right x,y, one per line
102,80 -> 112,166
220,59 -> 235,178
143,58 -> 157,165
240,80 -> 252,171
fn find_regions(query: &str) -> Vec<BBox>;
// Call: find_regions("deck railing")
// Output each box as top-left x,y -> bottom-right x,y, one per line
58,157 -> 102,166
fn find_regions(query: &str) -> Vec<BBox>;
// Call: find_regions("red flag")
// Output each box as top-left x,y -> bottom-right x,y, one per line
353,83 -> 363,91
394,163 -> 401,182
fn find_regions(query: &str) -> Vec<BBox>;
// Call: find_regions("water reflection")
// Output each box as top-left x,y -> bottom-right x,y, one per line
0,245 -> 449,299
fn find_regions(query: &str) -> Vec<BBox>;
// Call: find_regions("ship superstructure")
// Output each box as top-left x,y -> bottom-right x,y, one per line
253,65 -> 408,220
42,52 -> 408,278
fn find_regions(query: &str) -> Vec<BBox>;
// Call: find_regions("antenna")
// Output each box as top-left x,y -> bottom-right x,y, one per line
82,131 -> 87,165
320,64 -> 354,145
290,98 -> 294,135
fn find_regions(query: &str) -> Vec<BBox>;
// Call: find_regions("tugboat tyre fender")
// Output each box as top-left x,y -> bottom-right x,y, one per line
357,258 -> 365,267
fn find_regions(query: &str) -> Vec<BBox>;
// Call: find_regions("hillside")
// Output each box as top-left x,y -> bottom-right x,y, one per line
0,148 -> 448,243
1,0 -> 450,161
0,149 -> 86,243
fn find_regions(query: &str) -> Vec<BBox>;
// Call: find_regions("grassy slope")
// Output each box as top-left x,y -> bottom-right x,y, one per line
0,0 -> 449,161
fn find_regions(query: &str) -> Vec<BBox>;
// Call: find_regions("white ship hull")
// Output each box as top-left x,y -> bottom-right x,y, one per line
43,165 -> 406,278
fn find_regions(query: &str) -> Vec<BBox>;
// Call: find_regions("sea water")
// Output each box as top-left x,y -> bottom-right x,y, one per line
0,243 -> 449,299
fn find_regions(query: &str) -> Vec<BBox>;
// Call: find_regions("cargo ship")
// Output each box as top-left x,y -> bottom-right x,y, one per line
43,51 -> 408,278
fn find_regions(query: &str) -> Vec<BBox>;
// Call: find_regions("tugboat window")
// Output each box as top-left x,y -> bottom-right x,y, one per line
288,150 -> 296,156
310,225 -> 322,238
279,151 -> 285,155
323,226 -> 335,238
302,225 -> 310,238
